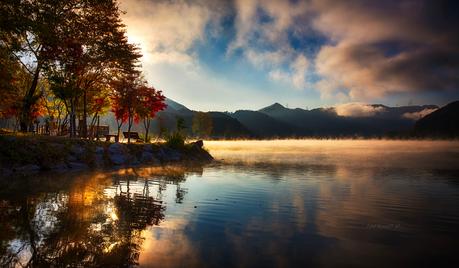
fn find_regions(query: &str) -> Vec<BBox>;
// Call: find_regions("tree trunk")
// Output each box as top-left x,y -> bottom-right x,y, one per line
19,65 -> 41,132
96,116 -> 100,141
144,117 -> 150,143
70,98 -> 76,138
127,115 -> 133,144
82,90 -> 88,139
116,121 -> 122,143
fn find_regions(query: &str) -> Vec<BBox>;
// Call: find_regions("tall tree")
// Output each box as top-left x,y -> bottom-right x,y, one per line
136,86 -> 166,142
1,0 -> 142,135
46,0 -> 141,138
0,0 -> 75,132
110,74 -> 143,143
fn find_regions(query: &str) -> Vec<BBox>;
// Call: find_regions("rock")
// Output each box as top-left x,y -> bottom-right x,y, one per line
14,164 -> 41,172
0,168 -> 12,177
68,162 -> 89,170
94,154 -> 105,168
157,148 -> 181,162
50,162 -> 68,171
189,140 -> 213,162
108,143 -> 128,165
143,144 -> 154,153
192,140 -> 204,149
70,144 -> 85,160
67,155 -> 78,162
95,146 -> 104,154
141,151 -> 159,164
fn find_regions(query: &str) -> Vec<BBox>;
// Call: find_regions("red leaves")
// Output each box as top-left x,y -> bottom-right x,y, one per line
110,75 -> 166,124
137,85 -> 167,119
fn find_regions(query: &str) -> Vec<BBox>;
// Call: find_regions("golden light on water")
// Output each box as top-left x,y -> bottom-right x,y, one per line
204,139 -> 459,169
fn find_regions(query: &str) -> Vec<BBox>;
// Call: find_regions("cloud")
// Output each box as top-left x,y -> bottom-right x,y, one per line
312,0 -> 459,101
402,108 -> 437,120
229,0 -> 311,90
269,54 -> 310,89
118,0 -> 459,109
120,0 -> 224,64
335,103 -> 386,117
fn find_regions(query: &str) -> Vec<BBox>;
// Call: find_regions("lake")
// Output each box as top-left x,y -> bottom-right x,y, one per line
1,140 -> 459,267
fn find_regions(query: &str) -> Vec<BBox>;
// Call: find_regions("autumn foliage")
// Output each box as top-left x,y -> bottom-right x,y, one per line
111,75 -> 166,143
0,0 -> 166,140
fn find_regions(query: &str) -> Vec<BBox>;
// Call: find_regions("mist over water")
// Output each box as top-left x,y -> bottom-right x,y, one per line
205,139 -> 459,169
1,140 -> 459,267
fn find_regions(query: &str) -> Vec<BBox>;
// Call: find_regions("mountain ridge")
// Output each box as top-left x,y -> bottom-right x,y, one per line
100,99 -> 457,138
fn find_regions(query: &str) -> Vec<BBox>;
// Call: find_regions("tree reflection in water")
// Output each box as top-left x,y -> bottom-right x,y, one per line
0,165 -> 200,267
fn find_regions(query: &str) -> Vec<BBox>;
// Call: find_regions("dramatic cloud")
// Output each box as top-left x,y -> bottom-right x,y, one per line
335,103 -> 386,117
269,54 -> 310,89
229,0 -> 312,90
403,108 -> 438,120
118,0 -> 459,110
120,0 -> 224,64
312,0 -> 459,100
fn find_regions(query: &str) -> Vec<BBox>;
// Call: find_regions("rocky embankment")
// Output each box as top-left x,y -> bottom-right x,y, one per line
0,135 -> 213,175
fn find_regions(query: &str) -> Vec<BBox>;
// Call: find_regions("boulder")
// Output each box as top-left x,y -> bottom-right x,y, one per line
70,144 -> 85,160
95,146 -> 105,154
14,164 -> 40,172
192,140 -> 204,148
157,148 -> 181,162
50,162 -> 68,171
67,162 -> 88,170
143,144 -> 154,153
108,143 -> 128,165
141,151 -> 160,164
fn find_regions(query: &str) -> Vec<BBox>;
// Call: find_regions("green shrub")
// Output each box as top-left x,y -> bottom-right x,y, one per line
165,132 -> 185,149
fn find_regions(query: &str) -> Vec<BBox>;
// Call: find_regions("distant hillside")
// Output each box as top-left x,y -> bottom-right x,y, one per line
414,101 -> 459,138
257,103 -> 437,137
97,98 -> 446,139
231,110 -> 297,137
208,112 -> 252,138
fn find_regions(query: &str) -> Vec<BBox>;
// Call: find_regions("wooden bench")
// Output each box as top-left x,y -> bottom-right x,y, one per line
89,125 -> 109,139
105,134 -> 118,142
123,131 -> 143,142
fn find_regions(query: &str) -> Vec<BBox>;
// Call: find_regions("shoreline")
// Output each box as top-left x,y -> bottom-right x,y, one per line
0,135 -> 213,176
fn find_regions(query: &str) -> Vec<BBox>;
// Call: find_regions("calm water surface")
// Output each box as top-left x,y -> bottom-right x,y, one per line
1,140 -> 459,267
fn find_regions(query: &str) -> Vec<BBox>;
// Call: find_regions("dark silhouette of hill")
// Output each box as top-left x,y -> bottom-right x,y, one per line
208,112 -> 252,138
258,103 -> 439,137
99,98 -> 443,138
231,110 -> 298,137
414,101 -> 459,138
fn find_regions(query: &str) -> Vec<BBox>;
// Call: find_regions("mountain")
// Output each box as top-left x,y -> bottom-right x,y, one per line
98,98 -> 447,139
208,112 -> 252,138
414,101 -> 459,138
231,110 -> 297,137
258,103 -> 439,137
164,98 -> 192,114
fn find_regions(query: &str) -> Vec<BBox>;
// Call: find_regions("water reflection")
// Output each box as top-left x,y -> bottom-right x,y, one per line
1,140 -> 459,267
0,166 -> 202,267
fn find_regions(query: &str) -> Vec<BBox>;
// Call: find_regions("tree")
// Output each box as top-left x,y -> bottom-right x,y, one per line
192,112 -> 213,138
0,0 -> 77,132
110,74 -> 143,143
45,0 -> 142,138
1,0 -> 142,135
136,86 -> 166,142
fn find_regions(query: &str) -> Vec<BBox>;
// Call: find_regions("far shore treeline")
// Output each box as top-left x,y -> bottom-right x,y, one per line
0,0 -> 167,142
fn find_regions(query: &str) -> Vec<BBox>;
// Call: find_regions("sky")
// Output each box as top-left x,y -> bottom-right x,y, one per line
119,0 -> 459,112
